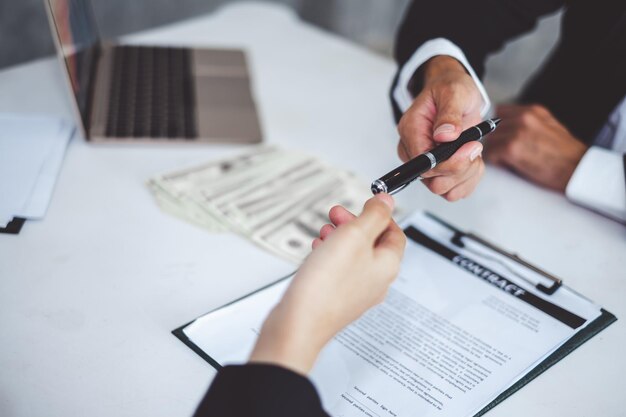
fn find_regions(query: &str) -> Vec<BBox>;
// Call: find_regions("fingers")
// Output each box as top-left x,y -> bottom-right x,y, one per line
318,194 -> 395,248
397,141 -> 411,162
319,224 -> 335,240
399,121 -> 484,200
397,98 -> 436,159
419,139 -> 484,199
316,205 -> 357,245
375,220 -> 406,261
350,194 -> 395,241
431,91 -> 465,142
431,83 -> 483,143
421,140 -> 483,180
329,205 -> 356,227
373,193 -> 394,211
396,81 -> 483,203
421,161 -> 483,199
440,162 -> 484,201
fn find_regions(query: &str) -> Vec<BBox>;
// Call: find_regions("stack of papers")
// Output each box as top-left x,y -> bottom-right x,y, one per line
0,114 -> 74,230
148,147 -> 373,262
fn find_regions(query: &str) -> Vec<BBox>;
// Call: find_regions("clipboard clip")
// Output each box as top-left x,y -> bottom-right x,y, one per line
425,212 -> 563,295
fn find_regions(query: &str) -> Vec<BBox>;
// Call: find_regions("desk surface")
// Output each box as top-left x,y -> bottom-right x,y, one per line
0,3 -> 624,417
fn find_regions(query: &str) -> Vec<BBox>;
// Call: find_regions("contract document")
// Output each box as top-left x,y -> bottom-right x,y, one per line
176,212 -> 615,417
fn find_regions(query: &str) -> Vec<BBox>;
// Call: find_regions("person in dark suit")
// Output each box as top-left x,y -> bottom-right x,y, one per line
193,194 -> 405,417
391,0 -> 625,222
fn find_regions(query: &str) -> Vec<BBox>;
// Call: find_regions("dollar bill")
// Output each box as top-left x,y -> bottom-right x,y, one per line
150,146 -> 283,230
147,147 -> 387,263
250,172 -> 372,262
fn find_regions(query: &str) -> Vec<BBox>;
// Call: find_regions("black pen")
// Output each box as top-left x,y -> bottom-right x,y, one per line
371,118 -> 501,195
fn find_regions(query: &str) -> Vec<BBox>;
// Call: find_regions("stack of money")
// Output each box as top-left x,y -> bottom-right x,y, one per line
148,147 -> 374,263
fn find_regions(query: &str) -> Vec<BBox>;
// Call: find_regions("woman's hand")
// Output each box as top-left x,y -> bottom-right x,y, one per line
249,194 -> 406,375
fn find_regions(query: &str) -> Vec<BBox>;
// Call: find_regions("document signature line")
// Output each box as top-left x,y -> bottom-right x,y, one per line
344,393 -> 382,417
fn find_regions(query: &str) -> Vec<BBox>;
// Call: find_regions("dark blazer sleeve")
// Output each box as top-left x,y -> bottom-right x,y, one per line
390,0 -> 565,122
193,364 -> 330,417
394,0 -> 565,80
393,0 -> 626,141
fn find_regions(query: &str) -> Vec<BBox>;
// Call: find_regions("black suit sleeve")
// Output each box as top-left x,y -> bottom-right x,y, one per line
193,364 -> 330,417
394,0 -> 565,80
393,0 -> 626,141
390,0 -> 565,122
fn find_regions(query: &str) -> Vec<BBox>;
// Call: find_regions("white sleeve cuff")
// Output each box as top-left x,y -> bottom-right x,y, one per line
565,147 -> 626,222
392,38 -> 491,116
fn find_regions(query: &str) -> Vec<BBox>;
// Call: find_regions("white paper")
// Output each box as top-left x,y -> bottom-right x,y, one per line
0,114 -> 74,227
183,212 -> 602,417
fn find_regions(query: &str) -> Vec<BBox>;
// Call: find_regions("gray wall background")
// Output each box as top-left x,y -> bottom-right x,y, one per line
0,0 -> 563,102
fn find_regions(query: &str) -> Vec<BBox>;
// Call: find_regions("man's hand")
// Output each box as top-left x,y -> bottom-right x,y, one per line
249,194 -> 406,375
398,56 -> 484,201
484,104 -> 588,191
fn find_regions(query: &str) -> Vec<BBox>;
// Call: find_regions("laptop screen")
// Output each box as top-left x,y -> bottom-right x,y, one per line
46,0 -> 100,131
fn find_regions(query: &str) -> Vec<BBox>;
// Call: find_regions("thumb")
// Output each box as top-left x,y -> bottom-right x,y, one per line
351,194 -> 394,241
432,96 -> 464,143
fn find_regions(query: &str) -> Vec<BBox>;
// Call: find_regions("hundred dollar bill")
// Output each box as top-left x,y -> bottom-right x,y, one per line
208,161 -> 338,236
150,147 -> 324,233
148,182 -> 227,232
251,172 -> 372,262
194,154 -> 320,221
147,146 -> 390,263
150,146 -> 284,230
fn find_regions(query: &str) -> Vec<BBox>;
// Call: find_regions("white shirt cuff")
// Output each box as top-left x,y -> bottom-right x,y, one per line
565,147 -> 626,222
392,38 -> 491,116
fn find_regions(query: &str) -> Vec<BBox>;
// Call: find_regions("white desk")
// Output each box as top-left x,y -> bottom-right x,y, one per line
0,3 -> 624,416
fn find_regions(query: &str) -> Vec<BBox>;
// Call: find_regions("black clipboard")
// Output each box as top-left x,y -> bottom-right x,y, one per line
474,307 -> 615,416
173,213 -> 617,416
173,271 -> 295,371
0,217 -> 26,234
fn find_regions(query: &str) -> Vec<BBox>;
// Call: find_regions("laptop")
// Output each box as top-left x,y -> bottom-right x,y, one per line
44,0 -> 263,143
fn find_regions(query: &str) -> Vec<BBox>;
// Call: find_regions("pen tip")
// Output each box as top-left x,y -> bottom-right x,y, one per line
493,118 -> 501,126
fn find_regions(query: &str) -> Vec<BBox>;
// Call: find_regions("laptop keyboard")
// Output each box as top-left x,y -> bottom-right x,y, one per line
105,46 -> 197,139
